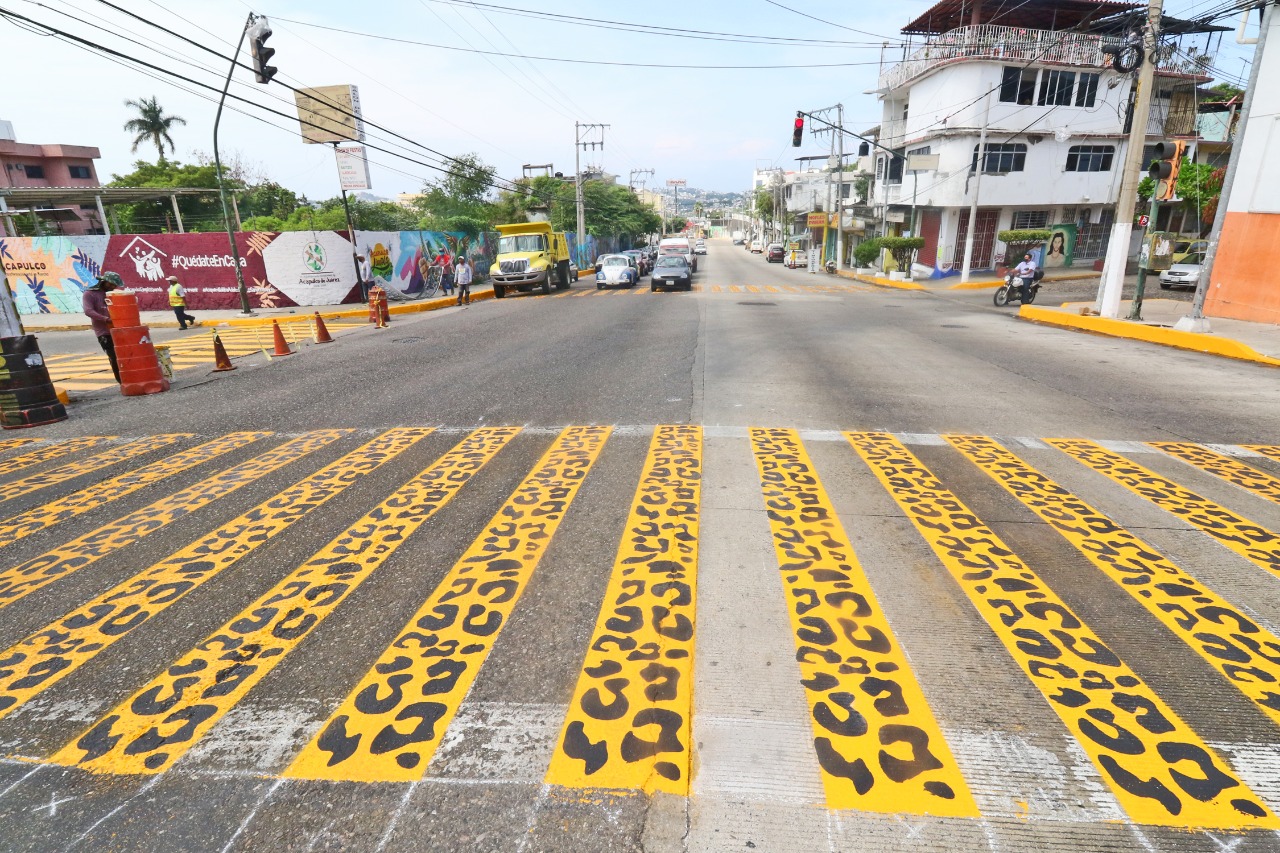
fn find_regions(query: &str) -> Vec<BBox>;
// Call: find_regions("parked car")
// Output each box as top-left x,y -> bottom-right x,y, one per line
1172,239 -> 1208,264
596,254 -> 638,289
766,243 -> 785,263
750,240 -> 764,253
1158,252 -> 1203,290
622,249 -> 650,275
694,240 -> 707,255
651,255 -> 692,291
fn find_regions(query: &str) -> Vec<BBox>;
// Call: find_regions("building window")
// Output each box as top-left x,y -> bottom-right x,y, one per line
1011,210 -> 1050,229
22,164 -> 44,179
1065,145 -> 1115,172
69,165 -> 92,179
972,143 -> 1027,173
1038,70 -> 1077,106
1076,73 -> 1100,108
1000,66 -> 1036,105
876,156 -> 885,180
887,155 -> 904,185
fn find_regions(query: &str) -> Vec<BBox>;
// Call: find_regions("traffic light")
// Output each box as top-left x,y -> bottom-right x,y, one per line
792,112 -> 804,147
1148,140 -> 1185,202
248,17 -> 276,85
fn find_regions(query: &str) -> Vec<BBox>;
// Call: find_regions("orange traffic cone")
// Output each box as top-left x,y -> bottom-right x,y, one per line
211,332 -> 236,372
313,313 -> 334,344
270,321 -> 295,357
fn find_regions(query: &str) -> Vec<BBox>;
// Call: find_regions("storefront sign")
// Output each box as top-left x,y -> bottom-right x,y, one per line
806,212 -> 828,228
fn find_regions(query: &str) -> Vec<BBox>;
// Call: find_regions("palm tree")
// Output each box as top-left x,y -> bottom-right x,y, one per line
123,96 -> 187,162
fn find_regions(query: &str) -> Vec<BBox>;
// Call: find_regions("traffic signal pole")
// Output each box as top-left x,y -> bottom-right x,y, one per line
213,14 -> 254,315
1095,0 -> 1164,318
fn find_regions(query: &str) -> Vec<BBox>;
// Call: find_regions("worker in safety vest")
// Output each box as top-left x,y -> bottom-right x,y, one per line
167,275 -> 199,330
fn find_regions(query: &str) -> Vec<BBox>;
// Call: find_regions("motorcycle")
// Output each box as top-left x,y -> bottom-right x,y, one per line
993,270 -> 1042,307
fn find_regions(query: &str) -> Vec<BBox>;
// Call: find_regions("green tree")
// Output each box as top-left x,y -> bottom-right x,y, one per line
414,153 -> 498,236
242,198 -> 420,232
754,186 -> 775,230
123,96 -> 187,162
1208,82 -> 1244,100
549,180 -> 661,241
109,159 -> 232,233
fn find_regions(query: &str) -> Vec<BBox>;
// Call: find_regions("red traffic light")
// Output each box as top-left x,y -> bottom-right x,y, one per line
792,113 -> 804,147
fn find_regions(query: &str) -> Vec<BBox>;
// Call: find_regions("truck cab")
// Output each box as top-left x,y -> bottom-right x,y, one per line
491,223 -> 572,298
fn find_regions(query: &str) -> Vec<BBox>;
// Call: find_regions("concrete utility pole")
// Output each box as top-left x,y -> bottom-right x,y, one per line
574,122 -> 609,254
1096,0 -> 1164,318
1178,0 -> 1273,332
629,168 -> 654,193
961,91 -> 992,284
806,103 -> 845,267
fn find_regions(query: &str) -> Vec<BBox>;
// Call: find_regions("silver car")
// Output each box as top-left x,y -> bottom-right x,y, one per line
1158,252 -> 1203,290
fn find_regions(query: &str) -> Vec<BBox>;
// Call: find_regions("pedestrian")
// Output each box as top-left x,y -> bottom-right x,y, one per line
436,250 -> 454,296
1013,253 -> 1038,303
82,271 -> 121,383
454,255 -> 473,306
167,275 -> 199,330
357,254 -> 372,302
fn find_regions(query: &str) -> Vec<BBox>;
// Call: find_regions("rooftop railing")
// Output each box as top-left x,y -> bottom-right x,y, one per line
878,24 -> 1207,92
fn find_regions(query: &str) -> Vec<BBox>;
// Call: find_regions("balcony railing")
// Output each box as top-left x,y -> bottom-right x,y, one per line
877,24 -> 1208,93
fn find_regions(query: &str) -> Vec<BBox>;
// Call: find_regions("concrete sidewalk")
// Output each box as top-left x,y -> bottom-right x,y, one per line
1020,298 -> 1280,367
15,285 -> 496,333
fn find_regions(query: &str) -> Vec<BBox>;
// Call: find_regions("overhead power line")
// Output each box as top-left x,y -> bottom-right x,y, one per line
267,16 -> 889,69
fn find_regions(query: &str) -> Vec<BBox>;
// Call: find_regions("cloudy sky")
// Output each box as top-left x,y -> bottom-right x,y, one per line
0,0 -> 1255,201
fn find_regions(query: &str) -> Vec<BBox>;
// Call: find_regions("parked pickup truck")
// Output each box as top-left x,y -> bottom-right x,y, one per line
491,223 -> 573,298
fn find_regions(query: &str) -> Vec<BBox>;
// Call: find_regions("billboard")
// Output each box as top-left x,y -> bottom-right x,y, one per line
294,85 -> 365,144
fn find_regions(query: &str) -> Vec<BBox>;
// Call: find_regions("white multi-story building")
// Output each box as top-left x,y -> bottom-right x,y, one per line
870,0 -> 1214,274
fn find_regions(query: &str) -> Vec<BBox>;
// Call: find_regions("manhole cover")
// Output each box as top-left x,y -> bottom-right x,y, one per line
737,301 -> 777,306
941,324 -> 968,328
393,337 -> 426,344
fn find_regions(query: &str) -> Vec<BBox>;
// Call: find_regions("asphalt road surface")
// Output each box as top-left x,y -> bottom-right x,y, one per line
3,240 -> 1280,852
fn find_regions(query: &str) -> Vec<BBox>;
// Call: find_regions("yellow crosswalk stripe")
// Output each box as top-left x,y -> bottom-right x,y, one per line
1246,445 -> 1280,464
1152,442 -> 1280,507
1051,440 -> 1280,581
748,429 -> 976,815
949,435 -> 1280,732
286,425 -> 611,783
0,435 -> 187,504
0,437 -> 42,454
545,425 -> 701,794
0,431 -> 348,610
849,432 -> 1276,828
38,430 -> 515,766
0,432 -> 269,550
0,435 -> 114,478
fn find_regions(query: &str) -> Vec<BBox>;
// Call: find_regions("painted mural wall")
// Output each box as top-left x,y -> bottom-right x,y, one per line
0,228 -> 578,315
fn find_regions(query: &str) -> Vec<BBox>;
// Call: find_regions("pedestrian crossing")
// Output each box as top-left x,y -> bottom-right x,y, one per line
3,427 -> 1280,831
41,320 -> 366,392
555,282 -> 875,297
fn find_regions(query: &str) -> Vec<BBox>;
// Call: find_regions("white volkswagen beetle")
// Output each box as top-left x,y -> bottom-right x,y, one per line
595,254 -> 638,289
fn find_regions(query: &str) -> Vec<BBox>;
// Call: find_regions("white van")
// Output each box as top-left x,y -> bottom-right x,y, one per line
659,237 -> 697,272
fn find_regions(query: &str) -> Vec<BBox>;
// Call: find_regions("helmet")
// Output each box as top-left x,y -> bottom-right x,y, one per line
97,271 -> 124,288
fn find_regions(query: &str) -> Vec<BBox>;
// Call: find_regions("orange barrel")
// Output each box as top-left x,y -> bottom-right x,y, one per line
109,325 -> 169,397
368,289 -> 380,324
0,335 -> 67,428
377,289 -> 390,324
106,289 -> 142,329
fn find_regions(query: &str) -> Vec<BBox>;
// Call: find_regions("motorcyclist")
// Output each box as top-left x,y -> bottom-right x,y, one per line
1013,254 -> 1038,303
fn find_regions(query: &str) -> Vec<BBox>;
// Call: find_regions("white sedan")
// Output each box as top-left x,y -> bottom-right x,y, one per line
1158,252 -> 1203,290
595,254 -> 638,289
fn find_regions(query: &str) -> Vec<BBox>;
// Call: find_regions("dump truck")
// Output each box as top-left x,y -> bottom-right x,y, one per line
490,222 -> 573,298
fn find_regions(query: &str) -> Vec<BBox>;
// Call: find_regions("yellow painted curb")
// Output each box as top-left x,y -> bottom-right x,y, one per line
1018,305 -> 1280,368
848,272 -> 927,291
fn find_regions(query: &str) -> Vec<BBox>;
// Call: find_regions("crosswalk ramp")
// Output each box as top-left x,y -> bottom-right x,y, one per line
41,320 -> 365,392
2,427 -> 1280,835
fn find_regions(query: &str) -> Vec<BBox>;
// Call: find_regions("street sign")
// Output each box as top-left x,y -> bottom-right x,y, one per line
294,85 -> 365,144
1137,214 -> 1150,227
335,145 -> 371,191
907,153 -> 940,171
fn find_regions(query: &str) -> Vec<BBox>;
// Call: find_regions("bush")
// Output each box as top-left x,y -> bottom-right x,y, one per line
853,237 -> 883,268
880,236 -> 925,271
998,229 -> 1052,247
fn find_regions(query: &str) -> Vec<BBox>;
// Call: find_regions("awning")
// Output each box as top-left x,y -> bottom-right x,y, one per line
0,186 -> 219,206
901,0 -> 1136,35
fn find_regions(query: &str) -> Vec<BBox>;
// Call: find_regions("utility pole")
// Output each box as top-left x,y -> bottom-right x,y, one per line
961,92 -> 992,284
807,103 -> 845,267
574,122 -> 608,256
1178,0 -> 1273,332
1095,0 -> 1164,318
629,168 -> 654,193
213,13 -> 258,315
